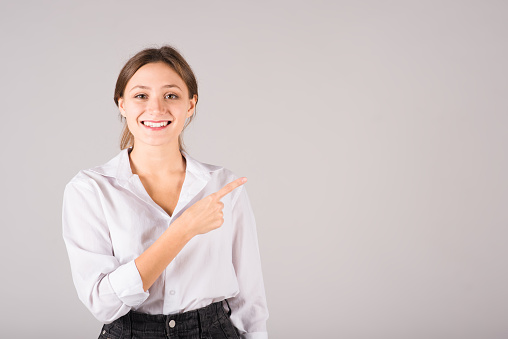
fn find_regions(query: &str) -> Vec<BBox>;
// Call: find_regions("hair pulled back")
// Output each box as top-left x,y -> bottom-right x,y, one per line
114,45 -> 198,151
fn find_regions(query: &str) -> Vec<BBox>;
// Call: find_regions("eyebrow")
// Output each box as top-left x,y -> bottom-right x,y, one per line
129,84 -> 182,92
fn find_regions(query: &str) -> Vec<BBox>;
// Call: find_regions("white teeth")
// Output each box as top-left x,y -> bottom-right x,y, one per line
143,121 -> 170,127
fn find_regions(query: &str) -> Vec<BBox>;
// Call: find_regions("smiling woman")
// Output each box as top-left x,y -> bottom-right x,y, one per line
62,45 -> 269,339
114,47 -> 199,152
117,61 -> 196,151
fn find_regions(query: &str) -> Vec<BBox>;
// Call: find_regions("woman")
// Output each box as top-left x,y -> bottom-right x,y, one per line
62,45 -> 269,339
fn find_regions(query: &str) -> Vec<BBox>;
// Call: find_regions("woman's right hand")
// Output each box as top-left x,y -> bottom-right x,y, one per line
177,177 -> 247,238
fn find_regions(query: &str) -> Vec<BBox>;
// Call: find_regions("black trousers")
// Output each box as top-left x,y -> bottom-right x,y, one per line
98,300 -> 240,339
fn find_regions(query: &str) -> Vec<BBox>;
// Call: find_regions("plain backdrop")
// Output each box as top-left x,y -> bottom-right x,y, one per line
0,1 -> 507,338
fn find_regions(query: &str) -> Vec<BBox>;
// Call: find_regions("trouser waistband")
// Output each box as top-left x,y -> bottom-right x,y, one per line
115,300 -> 232,338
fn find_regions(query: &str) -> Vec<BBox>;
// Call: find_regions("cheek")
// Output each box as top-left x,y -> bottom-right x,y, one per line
124,104 -> 143,119
124,111 -> 142,128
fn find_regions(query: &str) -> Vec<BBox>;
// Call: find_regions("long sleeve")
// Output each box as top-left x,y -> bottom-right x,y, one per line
62,179 -> 149,323
228,185 -> 269,339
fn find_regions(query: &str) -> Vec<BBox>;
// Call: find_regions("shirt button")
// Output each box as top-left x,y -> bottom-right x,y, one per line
170,290 -> 176,295
169,319 -> 176,328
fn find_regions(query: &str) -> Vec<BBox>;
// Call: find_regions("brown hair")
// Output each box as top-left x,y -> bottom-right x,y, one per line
114,45 -> 198,151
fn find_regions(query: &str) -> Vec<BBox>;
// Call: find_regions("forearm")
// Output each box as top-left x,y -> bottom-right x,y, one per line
135,217 -> 194,291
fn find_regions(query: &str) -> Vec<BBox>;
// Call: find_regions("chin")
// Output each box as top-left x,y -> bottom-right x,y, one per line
138,138 -> 179,148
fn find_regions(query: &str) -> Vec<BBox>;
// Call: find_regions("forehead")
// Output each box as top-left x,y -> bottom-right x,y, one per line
127,62 -> 186,90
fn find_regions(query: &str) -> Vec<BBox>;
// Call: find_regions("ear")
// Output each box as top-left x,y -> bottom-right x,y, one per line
118,98 -> 126,118
186,94 -> 198,119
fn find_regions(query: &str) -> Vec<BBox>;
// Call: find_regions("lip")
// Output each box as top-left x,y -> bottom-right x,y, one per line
141,120 -> 172,130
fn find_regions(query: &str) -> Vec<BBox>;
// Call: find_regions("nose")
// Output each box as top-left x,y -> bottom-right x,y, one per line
147,96 -> 164,115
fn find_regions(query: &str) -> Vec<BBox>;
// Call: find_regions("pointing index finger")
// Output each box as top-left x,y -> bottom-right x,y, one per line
214,177 -> 247,200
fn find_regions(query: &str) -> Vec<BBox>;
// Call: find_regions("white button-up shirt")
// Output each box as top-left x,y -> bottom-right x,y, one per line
62,149 -> 269,339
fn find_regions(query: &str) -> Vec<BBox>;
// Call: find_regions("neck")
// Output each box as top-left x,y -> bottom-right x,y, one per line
128,141 -> 186,177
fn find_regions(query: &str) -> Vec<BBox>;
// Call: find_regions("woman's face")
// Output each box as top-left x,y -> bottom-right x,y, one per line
118,62 -> 197,149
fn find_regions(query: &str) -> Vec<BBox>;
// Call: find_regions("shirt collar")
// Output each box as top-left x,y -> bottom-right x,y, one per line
89,147 -> 219,183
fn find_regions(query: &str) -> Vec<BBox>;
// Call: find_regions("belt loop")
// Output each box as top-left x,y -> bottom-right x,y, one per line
224,299 -> 232,317
197,308 -> 203,338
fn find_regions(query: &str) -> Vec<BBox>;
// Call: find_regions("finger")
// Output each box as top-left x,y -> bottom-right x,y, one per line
213,177 -> 247,200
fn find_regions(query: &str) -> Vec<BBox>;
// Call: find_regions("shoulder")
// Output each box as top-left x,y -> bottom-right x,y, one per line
189,154 -> 240,182
185,152 -> 245,204
203,161 -> 238,181
65,170 -> 101,192
183,151 -> 240,182
65,150 -> 126,192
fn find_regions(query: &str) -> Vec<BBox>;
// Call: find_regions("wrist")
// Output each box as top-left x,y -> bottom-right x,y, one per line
170,215 -> 195,243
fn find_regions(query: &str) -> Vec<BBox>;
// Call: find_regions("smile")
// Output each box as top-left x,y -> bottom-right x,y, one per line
142,120 -> 171,128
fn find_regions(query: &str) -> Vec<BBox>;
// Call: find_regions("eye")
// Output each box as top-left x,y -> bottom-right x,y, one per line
134,93 -> 147,99
165,93 -> 178,99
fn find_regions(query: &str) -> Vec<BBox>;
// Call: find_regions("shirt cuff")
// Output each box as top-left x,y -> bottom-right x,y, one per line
108,259 -> 149,307
241,333 -> 268,339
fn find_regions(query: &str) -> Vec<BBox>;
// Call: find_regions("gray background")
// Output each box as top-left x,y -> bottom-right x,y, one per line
0,1 -> 507,338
